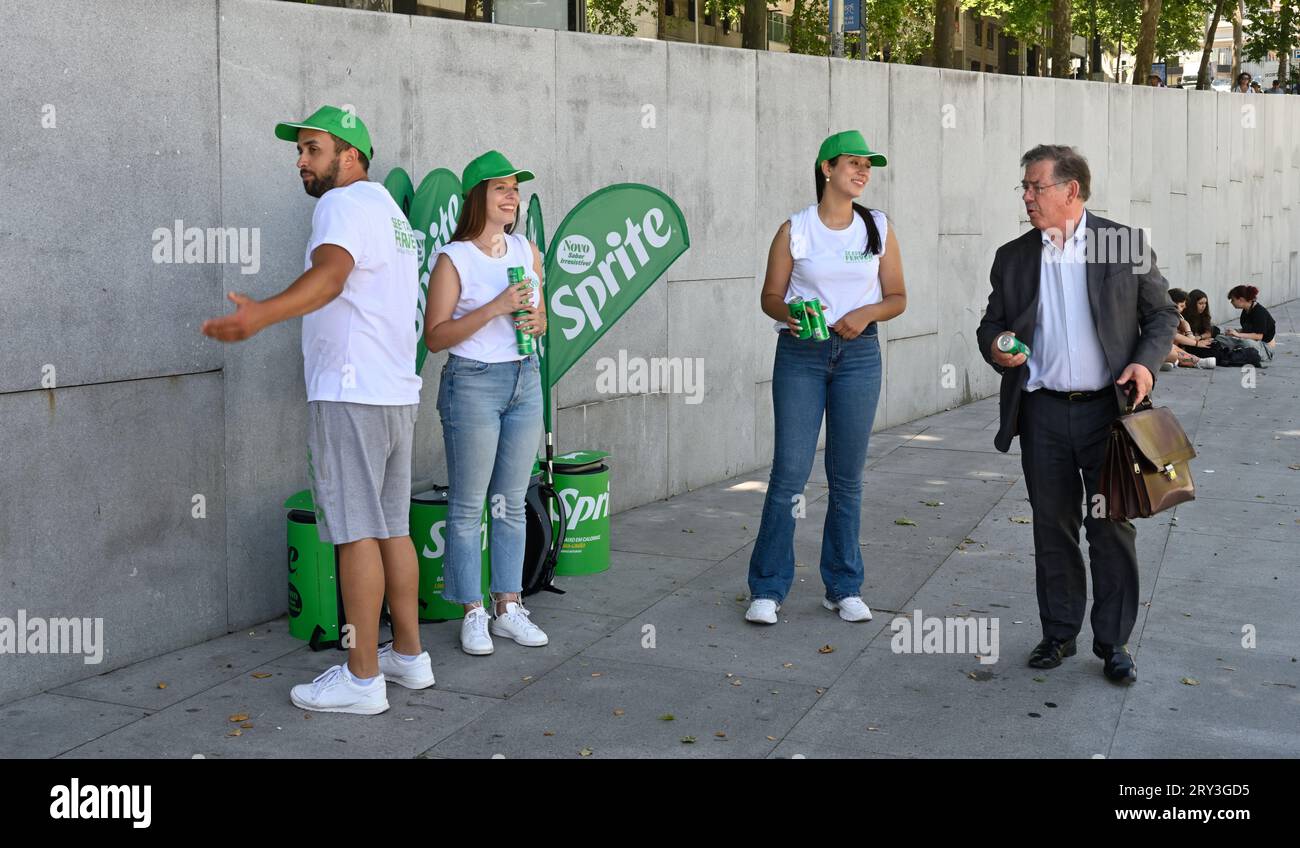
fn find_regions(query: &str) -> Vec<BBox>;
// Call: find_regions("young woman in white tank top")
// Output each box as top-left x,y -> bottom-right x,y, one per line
745,131 -> 909,626
423,150 -> 551,657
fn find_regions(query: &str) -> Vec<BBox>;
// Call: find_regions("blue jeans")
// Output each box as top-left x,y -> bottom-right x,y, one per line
748,327 -> 883,604
437,353 -> 543,604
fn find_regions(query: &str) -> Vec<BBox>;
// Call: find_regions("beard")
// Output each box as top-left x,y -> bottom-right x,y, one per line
301,156 -> 341,198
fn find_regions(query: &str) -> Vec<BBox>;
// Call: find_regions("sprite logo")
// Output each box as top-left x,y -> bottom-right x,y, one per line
550,209 -> 674,341
415,193 -> 461,341
557,486 -> 610,532
542,185 -> 689,387
403,168 -> 463,373
421,516 -> 489,560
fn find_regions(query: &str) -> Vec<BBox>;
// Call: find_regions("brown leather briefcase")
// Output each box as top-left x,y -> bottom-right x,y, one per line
1100,388 -> 1197,520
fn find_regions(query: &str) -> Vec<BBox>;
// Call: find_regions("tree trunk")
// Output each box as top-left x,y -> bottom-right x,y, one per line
1132,0 -> 1162,84
1051,0 -> 1072,78
932,0 -> 957,68
1278,2 -> 1293,88
1231,0 -> 1243,82
743,0 -> 767,48
1197,0 -> 1226,89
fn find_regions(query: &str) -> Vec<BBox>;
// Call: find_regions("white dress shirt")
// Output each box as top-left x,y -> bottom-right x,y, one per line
1025,211 -> 1112,393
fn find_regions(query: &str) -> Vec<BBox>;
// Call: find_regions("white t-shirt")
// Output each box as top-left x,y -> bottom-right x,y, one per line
301,180 -> 423,405
775,203 -> 887,331
437,232 -> 541,363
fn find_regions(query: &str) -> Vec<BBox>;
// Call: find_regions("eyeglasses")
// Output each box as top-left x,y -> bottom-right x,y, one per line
1016,180 -> 1068,197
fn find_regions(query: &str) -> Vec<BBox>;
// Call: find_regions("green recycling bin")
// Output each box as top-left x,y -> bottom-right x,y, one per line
284,489 -> 344,650
410,488 -> 491,621
550,450 -> 611,576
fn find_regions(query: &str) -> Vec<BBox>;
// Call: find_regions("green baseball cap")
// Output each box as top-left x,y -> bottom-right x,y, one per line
817,130 -> 886,167
275,105 -> 374,161
461,150 -> 534,197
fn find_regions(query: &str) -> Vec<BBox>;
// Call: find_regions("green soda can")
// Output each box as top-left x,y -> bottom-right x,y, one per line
508,265 -> 535,356
996,332 -> 1030,358
788,297 -> 813,339
805,297 -> 830,341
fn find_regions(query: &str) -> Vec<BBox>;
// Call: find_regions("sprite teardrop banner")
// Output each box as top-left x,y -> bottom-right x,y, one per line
407,168 -> 462,374
526,193 -> 546,255
382,167 -> 415,219
543,184 -> 689,388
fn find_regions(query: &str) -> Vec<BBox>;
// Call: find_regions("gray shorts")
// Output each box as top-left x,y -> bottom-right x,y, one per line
306,401 -> 417,545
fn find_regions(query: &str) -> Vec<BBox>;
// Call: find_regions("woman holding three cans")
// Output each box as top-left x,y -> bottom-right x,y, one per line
423,150 -> 550,656
745,131 -> 908,626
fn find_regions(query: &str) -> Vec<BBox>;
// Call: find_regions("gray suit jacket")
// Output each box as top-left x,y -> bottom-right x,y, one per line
976,211 -> 1180,453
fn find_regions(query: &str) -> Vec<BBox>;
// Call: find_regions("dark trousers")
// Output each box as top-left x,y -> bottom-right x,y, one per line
1018,390 -> 1140,647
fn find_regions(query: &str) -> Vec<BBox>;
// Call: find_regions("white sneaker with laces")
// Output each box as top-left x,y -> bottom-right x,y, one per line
745,598 -> 780,624
377,643 -> 436,689
823,596 -> 873,622
1160,362 -> 1174,372
460,606 -> 494,656
289,664 -> 390,715
1195,357 -> 1216,369
490,602 -> 549,647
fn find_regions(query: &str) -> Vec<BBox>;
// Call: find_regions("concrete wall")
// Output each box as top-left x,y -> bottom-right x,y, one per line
3,0 -> 1298,702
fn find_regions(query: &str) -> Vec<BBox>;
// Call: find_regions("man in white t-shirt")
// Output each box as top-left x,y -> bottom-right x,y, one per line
200,106 -> 433,715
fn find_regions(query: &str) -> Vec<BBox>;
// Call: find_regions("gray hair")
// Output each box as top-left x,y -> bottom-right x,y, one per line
1020,144 -> 1091,201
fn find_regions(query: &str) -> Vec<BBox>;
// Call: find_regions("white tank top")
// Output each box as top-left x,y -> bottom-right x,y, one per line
775,203 -> 887,331
438,232 -> 541,363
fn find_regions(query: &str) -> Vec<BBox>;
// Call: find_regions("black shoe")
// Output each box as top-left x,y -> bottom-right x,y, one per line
1094,642 -> 1137,683
1027,636 -> 1077,669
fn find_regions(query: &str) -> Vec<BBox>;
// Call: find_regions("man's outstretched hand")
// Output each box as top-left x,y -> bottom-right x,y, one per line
201,292 -> 265,342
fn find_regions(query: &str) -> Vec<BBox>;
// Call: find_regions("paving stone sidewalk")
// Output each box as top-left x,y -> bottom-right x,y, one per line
6,301 -> 1297,759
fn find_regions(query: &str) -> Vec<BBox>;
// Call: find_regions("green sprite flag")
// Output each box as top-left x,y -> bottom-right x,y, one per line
526,192 -> 546,254
382,167 -> 415,218
407,168 -> 463,374
542,184 -> 689,389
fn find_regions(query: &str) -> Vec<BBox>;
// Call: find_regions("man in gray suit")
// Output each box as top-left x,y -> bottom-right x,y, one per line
976,144 -> 1179,684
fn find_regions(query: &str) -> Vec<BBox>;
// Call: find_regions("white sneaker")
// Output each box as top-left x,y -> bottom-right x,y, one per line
823,596 -> 873,622
1195,357 -> 1216,369
289,664 -> 389,715
745,598 -> 780,624
460,607 -> 494,655
377,643 -> 436,689
490,602 -> 549,647
1160,362 -> 1174,372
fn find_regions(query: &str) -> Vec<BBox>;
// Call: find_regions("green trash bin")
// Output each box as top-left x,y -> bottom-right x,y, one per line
284,490 -> 344,650
410,488 -> 491,621
550,450 -> 611,576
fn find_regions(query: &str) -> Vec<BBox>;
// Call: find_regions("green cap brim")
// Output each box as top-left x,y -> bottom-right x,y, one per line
275,122 -> 322,142
823,150 -> 887,167
487,168 -> 535,185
